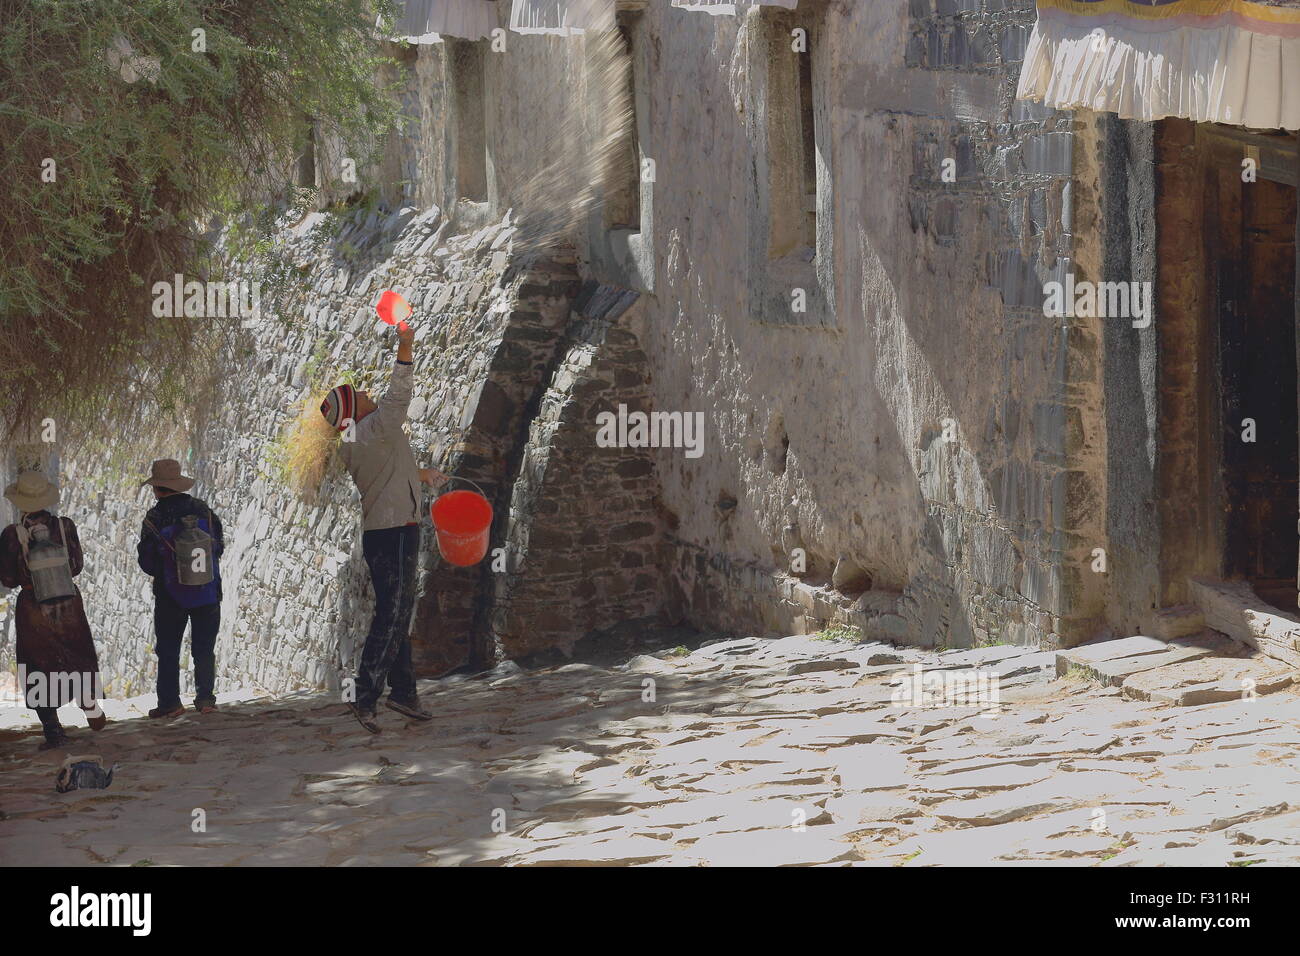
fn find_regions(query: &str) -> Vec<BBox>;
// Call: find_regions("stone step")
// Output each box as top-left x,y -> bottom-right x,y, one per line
1058,634 -> 1232,688
1120,653 -> 1295,705
1055,635 -> 1172,678
1150,604 -> 1205,641
1187,577 -> 1300,669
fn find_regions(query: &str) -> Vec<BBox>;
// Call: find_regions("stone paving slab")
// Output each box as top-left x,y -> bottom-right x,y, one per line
1188,578 -> 1300,668
2,634 -> 1298,866
1122,655 -> 1295,704
1075,642 -> 1221,687
1056,636 -> 1172,674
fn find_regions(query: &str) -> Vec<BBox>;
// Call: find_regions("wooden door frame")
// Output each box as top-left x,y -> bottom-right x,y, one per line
1194,125 -> 1298,189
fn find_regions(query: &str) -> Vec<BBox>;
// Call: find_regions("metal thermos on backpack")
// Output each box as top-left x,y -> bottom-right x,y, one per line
175,514 -> 215,586
26,523 -> 75,603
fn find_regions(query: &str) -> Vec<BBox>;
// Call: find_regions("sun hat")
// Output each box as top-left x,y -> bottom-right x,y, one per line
140,459 -> 195,493
3,471 -> 59,514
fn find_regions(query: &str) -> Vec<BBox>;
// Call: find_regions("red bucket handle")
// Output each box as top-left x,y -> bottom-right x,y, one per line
436,475 -> 490,501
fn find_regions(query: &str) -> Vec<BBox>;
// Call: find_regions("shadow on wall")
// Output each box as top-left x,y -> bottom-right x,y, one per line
859,223 -> 1053,648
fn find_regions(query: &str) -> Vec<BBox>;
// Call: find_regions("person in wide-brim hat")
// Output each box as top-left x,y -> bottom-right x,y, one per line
3,470 -> 60,514
0,470 -> 106,750
137,456 -> 225,719
139,459 -> 195,493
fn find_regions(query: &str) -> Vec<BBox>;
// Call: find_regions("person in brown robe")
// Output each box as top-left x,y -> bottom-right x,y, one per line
0,471 -> 106,750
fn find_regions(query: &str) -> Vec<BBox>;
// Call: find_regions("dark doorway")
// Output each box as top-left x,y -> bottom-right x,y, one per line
1216,173 -> 1299,609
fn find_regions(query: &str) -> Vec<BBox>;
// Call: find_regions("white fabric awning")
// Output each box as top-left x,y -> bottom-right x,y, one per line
1017,0 -> 1300,130
397,0 -> 497,42
509,0 -> 613,35
671,0 -> 798,13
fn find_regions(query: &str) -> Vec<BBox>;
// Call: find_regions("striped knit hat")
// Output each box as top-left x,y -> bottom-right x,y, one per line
319,384 -> 357,432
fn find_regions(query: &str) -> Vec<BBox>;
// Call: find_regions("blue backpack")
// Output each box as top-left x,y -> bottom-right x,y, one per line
147,509 -> 221,608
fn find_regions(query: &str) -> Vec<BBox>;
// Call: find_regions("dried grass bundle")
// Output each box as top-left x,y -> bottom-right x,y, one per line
279,390 -> 342,502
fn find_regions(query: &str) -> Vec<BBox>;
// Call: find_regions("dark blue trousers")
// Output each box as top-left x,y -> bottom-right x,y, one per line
356,525 -> 419,711
154,595 -> 219,710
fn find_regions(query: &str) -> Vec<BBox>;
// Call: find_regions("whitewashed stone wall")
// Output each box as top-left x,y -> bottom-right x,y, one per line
472,0 -> 1093,648
2,29 -> 677,699
36,205 -> 527,698
5,0 -> 1108,701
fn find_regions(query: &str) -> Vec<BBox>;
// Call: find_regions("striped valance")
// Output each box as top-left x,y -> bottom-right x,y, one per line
509,0 -> 613,35
671,0 -> 799,13
396,0 -> 498,42
1017,0 -> 1300,130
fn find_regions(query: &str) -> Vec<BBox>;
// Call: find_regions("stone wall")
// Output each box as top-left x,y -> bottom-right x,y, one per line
33,204 -> 519,698
605,0 -> 1093,648
5,202 -> 647,699
317,1 -> 1106,653
2,28 -> 671,699
424,245 -> 585,671
5,1 -> 1130,698
490,282 -> 663,659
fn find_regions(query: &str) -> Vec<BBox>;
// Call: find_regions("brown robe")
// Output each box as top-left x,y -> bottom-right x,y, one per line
0,511 -> 100,709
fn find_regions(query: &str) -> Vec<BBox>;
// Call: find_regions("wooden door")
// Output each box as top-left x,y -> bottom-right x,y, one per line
1216,172 -> 1299,606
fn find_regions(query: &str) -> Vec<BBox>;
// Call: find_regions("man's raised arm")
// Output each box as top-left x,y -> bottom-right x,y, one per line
375,324 -> 416,433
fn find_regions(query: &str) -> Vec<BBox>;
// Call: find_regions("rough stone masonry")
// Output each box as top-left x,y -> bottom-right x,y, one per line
3,202 -> 668,699
3,0 -> 1129,700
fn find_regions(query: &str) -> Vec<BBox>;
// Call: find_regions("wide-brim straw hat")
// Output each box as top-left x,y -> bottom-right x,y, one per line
140,458 -> 195,492
3,471 -> 59,514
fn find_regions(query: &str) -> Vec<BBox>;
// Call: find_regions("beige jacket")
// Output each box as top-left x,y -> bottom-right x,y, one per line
340,360 -> 423,532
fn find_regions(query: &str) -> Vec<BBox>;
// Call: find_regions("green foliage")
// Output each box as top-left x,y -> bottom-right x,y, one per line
815,624 -> 864,643
1061,664 -> 1095,683
299,335 -> 334,392
1100,838 -> 1134,861
0,0 -> 400,436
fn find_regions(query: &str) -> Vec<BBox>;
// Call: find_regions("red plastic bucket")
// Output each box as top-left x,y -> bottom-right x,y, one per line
431,478 -> 492,567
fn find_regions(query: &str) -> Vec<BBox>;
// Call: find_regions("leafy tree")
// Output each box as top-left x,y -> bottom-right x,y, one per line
0,0 -> 399,437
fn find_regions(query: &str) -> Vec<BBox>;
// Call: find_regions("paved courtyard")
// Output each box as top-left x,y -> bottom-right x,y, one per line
2,632 -> 1298,866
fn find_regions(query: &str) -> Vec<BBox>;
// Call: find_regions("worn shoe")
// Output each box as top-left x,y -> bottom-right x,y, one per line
84,707 -> 108,732
347,703 -> 381,735
195,698 -> 218,715
38,731 -> 71,752
148,705 -> 185,719
386,697 -> 433,721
